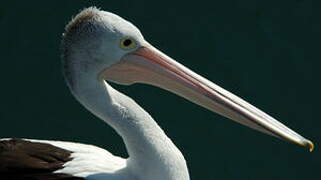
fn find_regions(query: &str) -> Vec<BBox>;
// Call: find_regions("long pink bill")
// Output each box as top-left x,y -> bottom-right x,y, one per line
101,44 -> 314,151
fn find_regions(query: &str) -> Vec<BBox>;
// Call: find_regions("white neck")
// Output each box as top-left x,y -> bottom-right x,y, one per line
68,72 -> 189,180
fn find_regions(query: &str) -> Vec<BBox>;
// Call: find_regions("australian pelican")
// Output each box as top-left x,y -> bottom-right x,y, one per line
0,7 -> 313,180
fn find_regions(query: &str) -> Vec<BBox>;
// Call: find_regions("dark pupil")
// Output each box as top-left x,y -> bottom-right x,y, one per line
123,39 -> 132,47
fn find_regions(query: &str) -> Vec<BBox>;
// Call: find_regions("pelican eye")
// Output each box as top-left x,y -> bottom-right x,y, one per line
120,37 -> 136,50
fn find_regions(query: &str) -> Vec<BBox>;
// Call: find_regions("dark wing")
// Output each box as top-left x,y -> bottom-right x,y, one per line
0,138 -> 84,180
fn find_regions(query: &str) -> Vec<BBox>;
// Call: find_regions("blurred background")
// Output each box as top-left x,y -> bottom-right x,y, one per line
0,0 -> 320,179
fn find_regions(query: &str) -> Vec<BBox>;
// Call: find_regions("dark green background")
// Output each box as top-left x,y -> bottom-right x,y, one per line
0,0 -> 320,179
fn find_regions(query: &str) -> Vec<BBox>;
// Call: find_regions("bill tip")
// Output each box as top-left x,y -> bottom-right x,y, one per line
306,140 -> 314,152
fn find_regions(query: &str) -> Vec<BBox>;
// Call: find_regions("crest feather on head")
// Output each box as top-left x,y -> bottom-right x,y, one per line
61,7 -> 102,88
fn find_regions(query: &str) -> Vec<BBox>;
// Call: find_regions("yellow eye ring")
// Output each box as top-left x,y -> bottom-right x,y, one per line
119,37 -> 136,50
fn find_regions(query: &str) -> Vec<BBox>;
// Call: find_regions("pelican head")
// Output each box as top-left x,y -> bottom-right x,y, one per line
61,7 -> 313,151
62,7 -> 145,87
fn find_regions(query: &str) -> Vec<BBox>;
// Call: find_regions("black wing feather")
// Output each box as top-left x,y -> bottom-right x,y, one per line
0,139 -> 84,180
